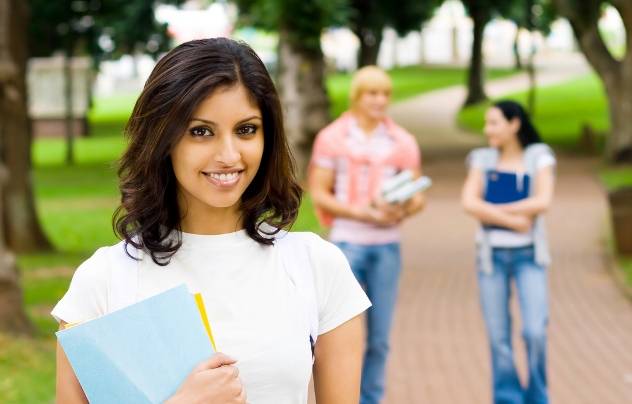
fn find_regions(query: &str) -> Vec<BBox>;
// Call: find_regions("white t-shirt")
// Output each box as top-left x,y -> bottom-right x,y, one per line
52,230 -> 371,404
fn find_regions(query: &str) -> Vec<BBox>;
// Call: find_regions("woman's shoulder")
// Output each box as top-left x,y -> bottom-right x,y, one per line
524,143 -> 556,169
525,142 -> 555,157
276,231 -> 347,267
466,147 -> 498,168
277,230 -> 338,252
72,240 -> 140,285
51,241 -> 131,323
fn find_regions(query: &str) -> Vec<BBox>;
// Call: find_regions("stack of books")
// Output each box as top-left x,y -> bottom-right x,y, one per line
381,170 -> 432,204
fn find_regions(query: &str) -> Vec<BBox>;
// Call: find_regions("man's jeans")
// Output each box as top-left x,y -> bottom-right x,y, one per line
478,245 -> 549,404
334,242 -> 401,404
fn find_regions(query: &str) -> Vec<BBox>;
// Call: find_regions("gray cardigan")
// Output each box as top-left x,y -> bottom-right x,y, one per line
467,143 -> 555,273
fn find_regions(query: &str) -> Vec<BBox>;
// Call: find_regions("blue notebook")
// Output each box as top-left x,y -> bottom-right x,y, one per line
484,170 -> 530,230
56,285 -> 215,404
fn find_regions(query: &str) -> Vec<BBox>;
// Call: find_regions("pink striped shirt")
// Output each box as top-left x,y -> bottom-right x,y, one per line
310,112 -> 421,245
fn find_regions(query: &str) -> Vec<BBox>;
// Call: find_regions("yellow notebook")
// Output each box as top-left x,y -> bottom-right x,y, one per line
193,293 -> 217,351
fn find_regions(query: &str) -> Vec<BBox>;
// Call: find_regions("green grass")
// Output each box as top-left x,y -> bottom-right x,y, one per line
328,65 -> 514,118
457,74 -> 610,150
600,165 -> 632,190
0,335 -> 56,404
621,258 -> 632,288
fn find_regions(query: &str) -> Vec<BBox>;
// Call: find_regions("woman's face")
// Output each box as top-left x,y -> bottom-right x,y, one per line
171,83 -> 264,222
484,107 -> 520,149
355,86 -> 391,121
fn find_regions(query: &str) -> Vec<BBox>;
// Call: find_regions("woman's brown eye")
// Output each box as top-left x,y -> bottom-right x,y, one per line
190,127 -> 212,137
237,125 -> 257,136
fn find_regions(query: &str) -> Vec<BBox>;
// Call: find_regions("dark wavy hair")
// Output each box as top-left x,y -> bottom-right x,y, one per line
113,38 -> 302,265
493,100 -> 542,148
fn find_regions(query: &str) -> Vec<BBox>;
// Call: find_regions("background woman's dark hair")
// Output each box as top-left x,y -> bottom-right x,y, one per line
113,38 -> 302,265
493,100 -> 542,148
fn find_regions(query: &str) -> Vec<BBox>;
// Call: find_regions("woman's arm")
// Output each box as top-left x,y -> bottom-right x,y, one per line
461,167 -> 531,232
497,166 -> 555,216
56,323 -> 89,404
313,315 -> 364,404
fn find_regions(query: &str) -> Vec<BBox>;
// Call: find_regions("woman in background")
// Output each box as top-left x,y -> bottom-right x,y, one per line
462,100 -> 556,404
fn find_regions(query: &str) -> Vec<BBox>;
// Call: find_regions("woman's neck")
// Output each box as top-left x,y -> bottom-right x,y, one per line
180,212 -> 243,235
178,197 -> 243,235
499,139 -> 523,160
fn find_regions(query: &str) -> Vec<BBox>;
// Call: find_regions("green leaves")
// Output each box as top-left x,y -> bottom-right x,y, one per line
236,0 -> 350,52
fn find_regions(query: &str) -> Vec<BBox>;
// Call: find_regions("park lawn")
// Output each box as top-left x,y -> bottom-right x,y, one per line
2,65 -> 513,403
600,165 -> 632,189
621,259 -> 632,289
457,74 -> 610,150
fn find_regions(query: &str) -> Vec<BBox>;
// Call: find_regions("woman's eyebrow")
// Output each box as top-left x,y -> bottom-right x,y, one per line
236,115 -> 262,124
190,118 -> 216,126
189,116 -> 262,125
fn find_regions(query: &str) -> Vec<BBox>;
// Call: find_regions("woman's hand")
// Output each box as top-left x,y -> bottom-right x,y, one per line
166,353 -> 246,404
509,214 -> 533,233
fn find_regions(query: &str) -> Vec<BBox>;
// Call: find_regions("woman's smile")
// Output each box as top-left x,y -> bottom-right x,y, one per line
203,170 -> 244,188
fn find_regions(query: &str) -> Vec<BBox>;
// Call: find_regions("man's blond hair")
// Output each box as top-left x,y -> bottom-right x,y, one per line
349,65 -> 392,106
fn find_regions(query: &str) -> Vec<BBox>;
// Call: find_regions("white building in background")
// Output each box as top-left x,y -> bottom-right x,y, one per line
323,0 -> 579,71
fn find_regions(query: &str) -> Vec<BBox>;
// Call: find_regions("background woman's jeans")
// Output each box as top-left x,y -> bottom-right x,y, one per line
335,242 -> 401,404
477,245 -> 549,404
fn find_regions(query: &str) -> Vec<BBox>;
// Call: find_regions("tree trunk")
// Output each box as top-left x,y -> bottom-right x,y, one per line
513,27 -> 523,70
64,47 -> 75,165
464,4 -> 489,106
277,29 -> 331,180
0,0 -> 34,335
604,77 -> 632,162
554,0 -> 632,162
525,0 -> 536,115
356,27 -> 383,67
1,0 -> 51,253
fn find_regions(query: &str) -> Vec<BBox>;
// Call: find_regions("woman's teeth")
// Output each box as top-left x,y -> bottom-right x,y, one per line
209,172 -> 239,181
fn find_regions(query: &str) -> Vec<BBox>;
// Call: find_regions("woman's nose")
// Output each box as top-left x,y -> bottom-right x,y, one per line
214,135 -> 240,165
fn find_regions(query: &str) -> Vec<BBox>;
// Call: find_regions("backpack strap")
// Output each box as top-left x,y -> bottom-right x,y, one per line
107,240 -> 141,313
276,231 -> 319,362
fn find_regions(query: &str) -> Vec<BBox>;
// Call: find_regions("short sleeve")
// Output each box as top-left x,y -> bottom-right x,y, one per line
466,148 -> 484,169
536,152 -> 556,170
400,136 -> 421,170
306,235 -> 371,335
310,130 -> 338,170
51,247 -> 111,324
